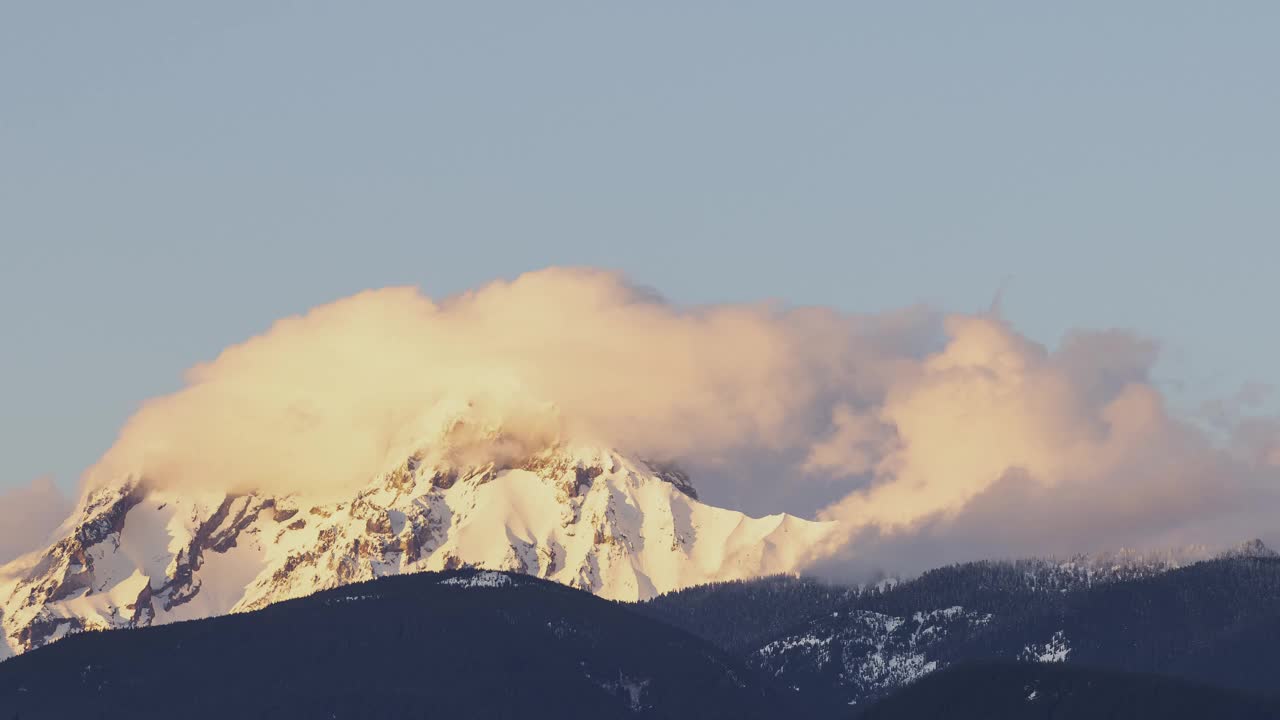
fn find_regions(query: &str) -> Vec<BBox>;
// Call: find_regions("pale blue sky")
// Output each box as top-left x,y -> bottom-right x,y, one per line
2,3 -> 1277,493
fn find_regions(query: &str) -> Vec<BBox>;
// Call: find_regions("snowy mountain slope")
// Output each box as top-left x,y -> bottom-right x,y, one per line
0,444 -> 834,658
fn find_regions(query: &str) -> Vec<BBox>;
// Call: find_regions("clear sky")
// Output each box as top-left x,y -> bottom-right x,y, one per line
2,3 -> 1277,493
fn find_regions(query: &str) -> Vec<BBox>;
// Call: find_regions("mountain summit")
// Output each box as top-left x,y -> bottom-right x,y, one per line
0,443 -> 833,658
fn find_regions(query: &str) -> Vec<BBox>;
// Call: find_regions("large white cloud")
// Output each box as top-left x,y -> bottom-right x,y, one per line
56,267 -> 1280,573
811,317 -> 1279,575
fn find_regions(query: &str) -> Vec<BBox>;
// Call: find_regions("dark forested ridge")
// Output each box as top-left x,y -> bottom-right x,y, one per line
5,550 -> 1280,719
0,570 -> 796,720
639,548 -> 1280,710
857,661 -> 1280,720
635,554 -> 1185,658
633,574 -> 856,653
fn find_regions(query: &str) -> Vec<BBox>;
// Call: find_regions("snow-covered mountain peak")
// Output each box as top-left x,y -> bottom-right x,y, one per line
0,443 -> 833,658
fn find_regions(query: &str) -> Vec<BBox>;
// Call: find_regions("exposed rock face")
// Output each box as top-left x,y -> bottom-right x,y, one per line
0,445 -> 834,658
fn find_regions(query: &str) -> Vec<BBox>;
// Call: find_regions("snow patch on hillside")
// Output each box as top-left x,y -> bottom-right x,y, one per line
754,605 -> 992,702
441,571 -> 513,588
1021,630 -> 1071,663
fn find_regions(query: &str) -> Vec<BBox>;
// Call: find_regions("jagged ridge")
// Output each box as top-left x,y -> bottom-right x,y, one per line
0,444 -> 833,658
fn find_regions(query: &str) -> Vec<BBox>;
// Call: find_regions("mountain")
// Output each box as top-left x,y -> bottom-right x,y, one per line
856,661 -> 1280,720
0,569 -> 797,720
0,443 -> 833,658
8,560 -> 1275,720
640,547 -> 1280,710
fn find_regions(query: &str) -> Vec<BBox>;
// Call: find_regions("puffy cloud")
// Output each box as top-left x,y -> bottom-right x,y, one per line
61,267 -> 1280,574
812,319 -> 1280,574
0,477 -> 71,567
85,268 -> 936,499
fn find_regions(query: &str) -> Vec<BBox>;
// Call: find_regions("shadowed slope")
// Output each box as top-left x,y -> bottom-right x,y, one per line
857,661 -> 1280,720
0,569 -> 795,720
